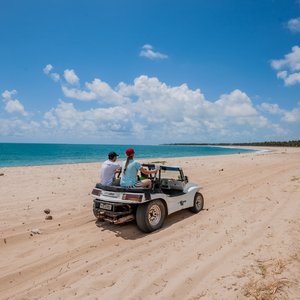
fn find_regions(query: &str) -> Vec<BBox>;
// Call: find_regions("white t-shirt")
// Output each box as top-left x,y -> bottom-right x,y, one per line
100,159 -> 120,185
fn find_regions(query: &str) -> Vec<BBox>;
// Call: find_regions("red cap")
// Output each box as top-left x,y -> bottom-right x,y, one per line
125,148 -> 135,156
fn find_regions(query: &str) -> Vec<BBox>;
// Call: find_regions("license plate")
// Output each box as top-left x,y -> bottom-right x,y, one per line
100,203 -> 112,211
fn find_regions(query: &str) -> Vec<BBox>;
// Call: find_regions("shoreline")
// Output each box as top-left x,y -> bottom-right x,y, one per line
0,145 -> 274,169
0,146 -> 255,168
1,147 -> 299,299
0,145 -> 293,170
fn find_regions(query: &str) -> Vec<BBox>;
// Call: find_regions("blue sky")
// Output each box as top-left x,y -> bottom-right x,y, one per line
1,0 -> 300,144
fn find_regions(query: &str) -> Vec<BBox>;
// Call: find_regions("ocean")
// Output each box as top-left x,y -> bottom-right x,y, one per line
0,143 -> 255,167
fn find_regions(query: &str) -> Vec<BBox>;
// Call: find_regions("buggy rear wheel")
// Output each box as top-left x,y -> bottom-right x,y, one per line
136,200 -> 166,233
189,192 -> 204,213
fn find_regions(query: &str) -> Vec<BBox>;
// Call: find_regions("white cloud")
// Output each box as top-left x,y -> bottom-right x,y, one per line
271,46 -> 300,71
43,64 -> 60,82
271,46 -> 300,86
139,44 -> 168,60
0,118 -> 39,136
64,69 -> 80,85
1,89 -> 28,116
62,78 -> 126,105
61,86 -> 96,101
45,66 -> 126,105
42,100 -> 132,140
2,89 -> 17,99
118,75 -> 207,124
287,17 -> 300,33
259,103 -> 283,115
54,76 -> 272,142
259,102 -> 300,123
282,105 -> 300,123
50,73 -> 60,82
215,90 -> 258,117
43,64 -> 53,75
277,71 -> 300,85
5,99 -> 27,115
41,71 -> 300,142
6,70 -> 300,143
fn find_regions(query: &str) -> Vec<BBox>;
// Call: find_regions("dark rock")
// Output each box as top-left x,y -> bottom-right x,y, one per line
44,208 -> 51,214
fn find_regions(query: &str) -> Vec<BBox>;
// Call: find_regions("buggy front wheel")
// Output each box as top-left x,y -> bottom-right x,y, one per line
189,192 -> 204,213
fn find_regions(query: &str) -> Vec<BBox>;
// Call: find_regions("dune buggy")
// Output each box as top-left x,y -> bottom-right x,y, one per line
91,164 -> 204,233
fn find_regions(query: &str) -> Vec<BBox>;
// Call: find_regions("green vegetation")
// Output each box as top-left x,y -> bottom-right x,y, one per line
163,140 -> 300,147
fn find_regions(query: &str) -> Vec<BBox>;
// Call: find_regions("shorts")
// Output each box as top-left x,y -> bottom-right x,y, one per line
133,181 -> 143,188
124,181 -> 143,188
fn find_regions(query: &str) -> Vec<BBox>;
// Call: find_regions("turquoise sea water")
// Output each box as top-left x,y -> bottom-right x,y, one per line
0,143 -> 255,167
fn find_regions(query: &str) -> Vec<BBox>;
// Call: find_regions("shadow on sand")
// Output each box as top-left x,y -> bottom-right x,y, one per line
95,208 -> 202,240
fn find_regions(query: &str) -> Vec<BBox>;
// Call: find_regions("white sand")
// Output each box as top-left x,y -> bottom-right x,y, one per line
0,147 -> 299,299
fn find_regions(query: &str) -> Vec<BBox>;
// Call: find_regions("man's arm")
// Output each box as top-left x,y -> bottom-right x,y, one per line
140,167 -> 157,175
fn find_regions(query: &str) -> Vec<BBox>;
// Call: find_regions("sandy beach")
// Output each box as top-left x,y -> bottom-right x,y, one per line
0,147 -> 300,299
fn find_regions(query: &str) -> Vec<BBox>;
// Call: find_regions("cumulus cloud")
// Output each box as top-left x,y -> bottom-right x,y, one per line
277,71 -> 300,85
41,70 -> 300,142
43,64 -> 60,82
271,46 -> 300,85
215,90 -> 258,118
42,75 -> 286,142
43,64 -> 53,74
139,44 -> 168,60
259,103 -> 283,115
281,105 -> 300,123
271,46 -> 300,71
42,100 -> 132,141
50,73 -> 60,82
64,69 -> 80,85
43,66 -> 126,105
287,17 -> 300,33
62,78 -> 127,105
1,89 -> 28,116
0,119 -> 39,137
5,70 -> 300,143
259,102 -> 300,123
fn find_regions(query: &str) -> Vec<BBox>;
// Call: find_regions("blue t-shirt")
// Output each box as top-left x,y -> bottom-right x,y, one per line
120,160 -> 141,187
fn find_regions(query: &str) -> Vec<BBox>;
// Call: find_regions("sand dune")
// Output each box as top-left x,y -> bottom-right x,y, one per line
1,147 -> 299,299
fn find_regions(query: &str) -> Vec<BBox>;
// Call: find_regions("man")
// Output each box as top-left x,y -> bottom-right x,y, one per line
100,151 -> 121,185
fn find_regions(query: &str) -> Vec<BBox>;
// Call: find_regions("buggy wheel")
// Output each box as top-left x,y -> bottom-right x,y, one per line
93,208 -> 98,218
189,192 -> 204,213
136,200 -> 166,233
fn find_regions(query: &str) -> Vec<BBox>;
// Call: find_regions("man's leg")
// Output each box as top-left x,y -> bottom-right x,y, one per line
141,179 -> 152,188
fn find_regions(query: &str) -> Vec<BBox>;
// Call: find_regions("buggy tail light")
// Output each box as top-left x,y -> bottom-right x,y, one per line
92,188 -> 102,196
122,194 -> 143,202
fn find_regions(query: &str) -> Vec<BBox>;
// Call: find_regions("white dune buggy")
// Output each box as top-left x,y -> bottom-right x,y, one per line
91,164 -> 204,233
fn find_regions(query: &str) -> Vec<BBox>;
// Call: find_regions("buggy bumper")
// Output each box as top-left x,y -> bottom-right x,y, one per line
93,199 -> 135,224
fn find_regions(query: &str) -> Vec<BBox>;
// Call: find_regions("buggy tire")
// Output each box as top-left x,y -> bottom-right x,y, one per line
136,200 -> 166,233
93,208 -> 99,219
189,192 -> 204,213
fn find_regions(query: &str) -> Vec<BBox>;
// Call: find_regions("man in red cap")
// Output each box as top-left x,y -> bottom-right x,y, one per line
120,148 -> 157,188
